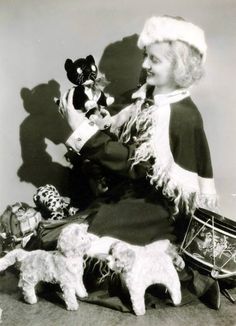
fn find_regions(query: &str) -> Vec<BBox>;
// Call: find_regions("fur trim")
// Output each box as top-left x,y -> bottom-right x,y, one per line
138,16 -> 207,62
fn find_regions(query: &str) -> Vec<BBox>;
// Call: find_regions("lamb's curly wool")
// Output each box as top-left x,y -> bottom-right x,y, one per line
107,240 -> 184,316
0,223 -> 91,311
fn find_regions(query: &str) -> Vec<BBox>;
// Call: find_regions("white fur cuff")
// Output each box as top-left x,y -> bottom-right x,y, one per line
66,119 -> 99,152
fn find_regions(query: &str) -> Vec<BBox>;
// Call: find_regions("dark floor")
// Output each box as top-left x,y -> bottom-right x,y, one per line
0,270 -> 235,326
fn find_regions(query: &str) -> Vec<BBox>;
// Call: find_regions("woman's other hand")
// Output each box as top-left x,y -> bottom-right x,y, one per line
58,88 -> 87,131
90,108 -> 112,130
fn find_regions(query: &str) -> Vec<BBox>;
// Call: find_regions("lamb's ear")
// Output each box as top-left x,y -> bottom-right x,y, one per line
64,58 -> 73,71
124,248 -> 136,267
128,248 -> 136,261
82,223 -> 88,231
97,253 -> 109,261
79,223 -> 89,232
157,239 -> 170,252
56,237 -> 64,253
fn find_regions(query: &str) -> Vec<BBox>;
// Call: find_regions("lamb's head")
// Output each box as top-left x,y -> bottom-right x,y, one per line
106,241 -> 135,273
57,223 -> 91,257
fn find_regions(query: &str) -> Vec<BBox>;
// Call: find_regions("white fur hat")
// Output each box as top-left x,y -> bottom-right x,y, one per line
138,16 -> 207,62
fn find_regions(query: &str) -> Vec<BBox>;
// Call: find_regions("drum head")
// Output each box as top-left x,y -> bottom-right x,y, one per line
181,208 -> 236,279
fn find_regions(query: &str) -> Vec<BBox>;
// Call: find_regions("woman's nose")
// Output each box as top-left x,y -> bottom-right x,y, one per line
142,57 -> 150,70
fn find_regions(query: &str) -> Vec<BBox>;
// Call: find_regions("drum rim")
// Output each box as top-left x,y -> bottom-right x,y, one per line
183,252 -> 236,280
196,208 -> 236,232
182,249 -> 234,275
192,215 -> 236,238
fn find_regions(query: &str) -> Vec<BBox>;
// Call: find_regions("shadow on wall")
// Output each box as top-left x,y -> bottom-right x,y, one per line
17,80 -> 72,194
99,34 -> 145,106
17,35 -> 144,206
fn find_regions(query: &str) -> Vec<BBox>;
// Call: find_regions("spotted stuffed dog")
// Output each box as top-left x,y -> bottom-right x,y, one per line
33,184 -> 79,220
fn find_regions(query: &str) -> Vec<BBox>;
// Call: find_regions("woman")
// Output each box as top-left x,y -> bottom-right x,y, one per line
59,16 -> 220,310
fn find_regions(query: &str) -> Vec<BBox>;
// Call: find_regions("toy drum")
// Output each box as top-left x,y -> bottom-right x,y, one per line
181,208 -> 236,279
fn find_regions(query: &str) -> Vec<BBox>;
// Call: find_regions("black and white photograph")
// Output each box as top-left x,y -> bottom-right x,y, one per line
0,1 -> 235,325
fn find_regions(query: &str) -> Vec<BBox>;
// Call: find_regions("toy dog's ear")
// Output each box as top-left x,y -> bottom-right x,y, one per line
64,59 -> 73,72
86,55 -> 95,65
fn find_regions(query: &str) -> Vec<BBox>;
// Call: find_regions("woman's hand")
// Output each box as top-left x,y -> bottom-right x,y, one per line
90,108 -> 112,130
58,88 -> 86,131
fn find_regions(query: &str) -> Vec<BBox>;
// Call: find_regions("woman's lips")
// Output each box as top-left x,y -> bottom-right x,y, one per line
147,71 -> 154,76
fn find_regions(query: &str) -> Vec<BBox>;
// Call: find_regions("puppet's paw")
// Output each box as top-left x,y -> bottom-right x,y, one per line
106,96 -> 114,106
85,100 -> 97,111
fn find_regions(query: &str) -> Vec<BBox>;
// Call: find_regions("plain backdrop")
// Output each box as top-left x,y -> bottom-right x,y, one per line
0,0 -> 235,218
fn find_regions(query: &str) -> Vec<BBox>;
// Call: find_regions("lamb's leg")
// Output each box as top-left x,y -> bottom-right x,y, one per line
75,278 -> 88,298
129,287 -> 146,316
20,279 -> 38,304
165,271 -> 182,306
61,285 -> 78,311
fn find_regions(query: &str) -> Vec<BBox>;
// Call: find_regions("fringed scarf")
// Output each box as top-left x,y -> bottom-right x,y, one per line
116,83 -> 218,216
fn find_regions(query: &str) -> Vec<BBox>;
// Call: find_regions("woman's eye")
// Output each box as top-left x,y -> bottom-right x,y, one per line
150,56 -> 160,64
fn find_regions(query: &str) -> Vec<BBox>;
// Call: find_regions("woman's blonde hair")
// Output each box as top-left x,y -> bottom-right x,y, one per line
169,40 -> 204,88
138,16 -> 207,88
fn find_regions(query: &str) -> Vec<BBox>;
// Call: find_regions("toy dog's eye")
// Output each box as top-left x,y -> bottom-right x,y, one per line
77,67 -> 82,74
91,65 -> 96,71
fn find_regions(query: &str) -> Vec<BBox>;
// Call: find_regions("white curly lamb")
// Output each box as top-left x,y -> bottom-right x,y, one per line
0,223 -> 91,310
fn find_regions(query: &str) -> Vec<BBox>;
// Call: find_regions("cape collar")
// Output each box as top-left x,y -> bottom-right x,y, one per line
132,83 -> 190,106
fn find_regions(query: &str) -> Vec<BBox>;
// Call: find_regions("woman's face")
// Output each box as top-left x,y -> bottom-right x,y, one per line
142,42 -> 176,91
